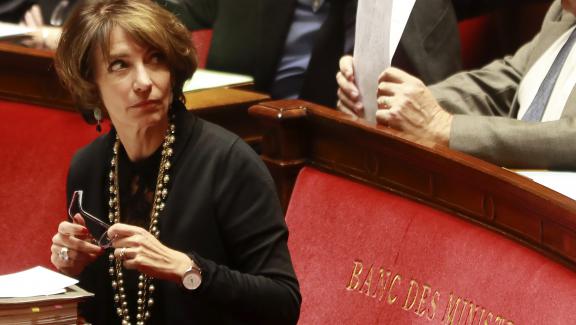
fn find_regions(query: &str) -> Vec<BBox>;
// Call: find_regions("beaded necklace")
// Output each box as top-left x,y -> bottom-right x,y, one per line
107,120 -> 175,325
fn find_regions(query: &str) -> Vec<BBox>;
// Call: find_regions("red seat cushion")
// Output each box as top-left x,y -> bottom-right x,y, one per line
287,167 -> 576,324
0,100 -> 103,274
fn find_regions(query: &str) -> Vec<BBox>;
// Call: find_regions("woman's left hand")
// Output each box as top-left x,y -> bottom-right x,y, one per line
107,223 -> 191,283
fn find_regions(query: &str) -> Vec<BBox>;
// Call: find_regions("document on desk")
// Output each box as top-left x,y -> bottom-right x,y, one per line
183,69 -> 253,92
0,22 -> 34,39
353,0 -> 415,123
0,266 -> 78,298
515,170 -> 576,200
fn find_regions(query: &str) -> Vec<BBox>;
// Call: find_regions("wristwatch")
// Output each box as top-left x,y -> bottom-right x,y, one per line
182,258 -> 202,290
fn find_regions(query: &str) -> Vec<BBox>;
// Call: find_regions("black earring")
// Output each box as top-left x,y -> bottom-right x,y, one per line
94,108 -> 102,133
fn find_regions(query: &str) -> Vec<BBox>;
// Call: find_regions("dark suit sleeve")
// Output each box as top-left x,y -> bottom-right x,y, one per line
452,0 -> 552,20
168,0 -> 218,30
0,0 -> 33,22
183,138 -> 301,324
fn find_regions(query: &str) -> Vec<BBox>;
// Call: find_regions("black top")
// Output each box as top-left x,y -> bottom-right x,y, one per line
66,101 -> 301,324
113,144 -> 162,323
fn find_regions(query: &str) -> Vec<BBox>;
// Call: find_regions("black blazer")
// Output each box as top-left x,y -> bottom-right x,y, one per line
67,103 -> 300,324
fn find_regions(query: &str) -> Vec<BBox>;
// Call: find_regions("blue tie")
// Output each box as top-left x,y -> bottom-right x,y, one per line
522,28 -> 576,122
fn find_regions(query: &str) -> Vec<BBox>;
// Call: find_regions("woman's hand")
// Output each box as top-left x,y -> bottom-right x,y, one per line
51,214 -> 103,276
336,55 -> 364,117
376,67 -> 452,145
108,223 -> 192,283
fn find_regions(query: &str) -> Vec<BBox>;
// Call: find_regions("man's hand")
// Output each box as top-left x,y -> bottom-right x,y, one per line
336,55 -> 364,117
376,67 -> 452,145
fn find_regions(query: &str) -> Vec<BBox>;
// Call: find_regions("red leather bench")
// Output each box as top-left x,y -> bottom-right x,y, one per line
0,100 -> 101,274
287,167 -> 576,324
250,99 -> 576,324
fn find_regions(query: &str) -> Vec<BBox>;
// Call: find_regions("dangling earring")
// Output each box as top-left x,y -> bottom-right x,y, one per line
94,108 -> 102,133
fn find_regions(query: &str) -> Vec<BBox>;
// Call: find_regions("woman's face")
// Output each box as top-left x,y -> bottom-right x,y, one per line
93,27 -> 172,131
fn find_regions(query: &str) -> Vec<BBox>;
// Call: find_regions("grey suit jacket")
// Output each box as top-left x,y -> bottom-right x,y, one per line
430,0 -> 576,169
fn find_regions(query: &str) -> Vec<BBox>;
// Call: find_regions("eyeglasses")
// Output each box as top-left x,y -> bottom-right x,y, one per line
68,190 -> 114,248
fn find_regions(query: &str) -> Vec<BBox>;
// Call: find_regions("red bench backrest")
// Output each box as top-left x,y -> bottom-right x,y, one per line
287,167 -> 576,324
0,101 -> 101,274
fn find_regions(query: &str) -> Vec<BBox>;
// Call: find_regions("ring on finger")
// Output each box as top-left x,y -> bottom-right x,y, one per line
119,247 -> 127,261
59,247 -> 69,262
379,97 -> 391,109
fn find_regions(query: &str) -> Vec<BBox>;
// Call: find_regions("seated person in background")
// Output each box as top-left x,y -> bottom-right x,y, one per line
49,0 -> 300,324
336,0 -> 576,170
175,0 -> 465,107
14,0 -> 171,49
18,0 -> 81,49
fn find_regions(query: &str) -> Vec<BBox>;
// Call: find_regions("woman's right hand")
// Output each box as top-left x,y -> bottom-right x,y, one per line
50,214 -> 103,276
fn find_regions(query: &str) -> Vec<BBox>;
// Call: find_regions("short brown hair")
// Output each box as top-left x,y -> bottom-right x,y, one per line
55,0 -> 197,116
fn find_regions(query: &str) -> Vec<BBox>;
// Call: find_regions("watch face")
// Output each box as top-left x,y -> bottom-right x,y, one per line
183,271 -> 202,290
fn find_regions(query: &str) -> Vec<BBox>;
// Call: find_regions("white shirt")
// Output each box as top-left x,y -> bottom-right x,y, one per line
517,26 -> 576,122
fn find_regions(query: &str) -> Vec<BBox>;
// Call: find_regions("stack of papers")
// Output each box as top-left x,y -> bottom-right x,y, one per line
0,267 -> 91,325
0,22 -> 35,40
0,266 -> 78,298
183,69 -> 253,92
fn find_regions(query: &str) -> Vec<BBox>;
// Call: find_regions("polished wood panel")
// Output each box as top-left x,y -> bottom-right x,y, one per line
249,99 -> 576,270
0,42 -> 71,109
186,88 -> 268,145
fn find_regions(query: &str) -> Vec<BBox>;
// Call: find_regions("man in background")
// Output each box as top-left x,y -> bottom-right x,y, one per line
336,0 -> 575,170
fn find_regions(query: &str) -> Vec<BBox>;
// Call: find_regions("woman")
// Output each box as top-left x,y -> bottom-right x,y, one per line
49,0 -> 301,324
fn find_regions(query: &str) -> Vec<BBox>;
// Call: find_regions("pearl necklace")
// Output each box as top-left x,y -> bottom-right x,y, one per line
108,120 -> 175,325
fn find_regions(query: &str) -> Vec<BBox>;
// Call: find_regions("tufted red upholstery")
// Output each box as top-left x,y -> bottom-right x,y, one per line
287,167 -> 576,324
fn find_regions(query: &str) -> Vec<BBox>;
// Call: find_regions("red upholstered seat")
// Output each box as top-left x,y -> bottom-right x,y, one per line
0,100 -> 103,274
190,30 -> 212,69
287,167 -> 576,324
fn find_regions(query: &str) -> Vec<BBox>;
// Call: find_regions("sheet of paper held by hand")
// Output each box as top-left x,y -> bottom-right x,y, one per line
353,0 -> 416,123
0,22 -> 35,39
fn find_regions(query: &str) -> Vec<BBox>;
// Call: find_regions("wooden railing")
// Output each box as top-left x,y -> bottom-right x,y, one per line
249,99 -> 576,270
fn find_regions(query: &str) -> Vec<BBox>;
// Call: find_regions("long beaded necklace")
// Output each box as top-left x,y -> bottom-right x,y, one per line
107,119 -> 175,325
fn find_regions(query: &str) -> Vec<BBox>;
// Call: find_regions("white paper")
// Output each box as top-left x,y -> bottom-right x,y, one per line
353,0 -> 416,123
389,0 -> 416,59
0,266 -> 78,298
0,22 -> 35,39
183,69 -> 253,92
515,170 -> 576,200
